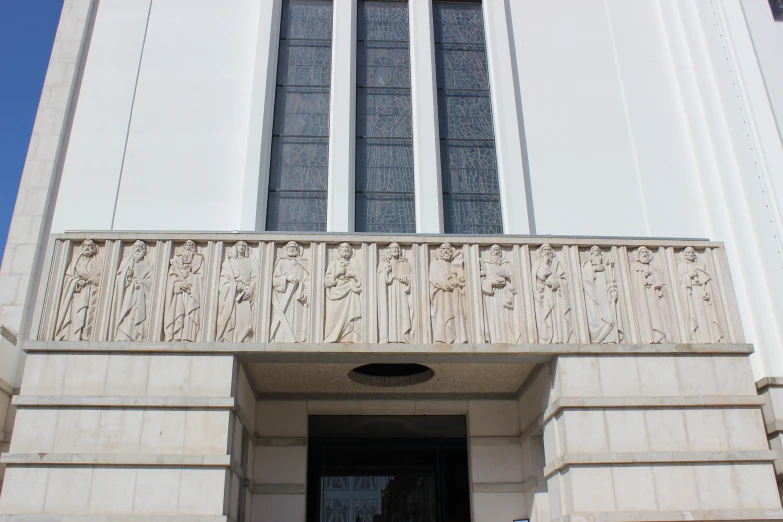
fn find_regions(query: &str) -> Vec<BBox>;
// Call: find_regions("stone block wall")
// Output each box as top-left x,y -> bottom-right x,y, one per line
541,354 -> 782,520
757,377 -> 783,501
0,352 -> 246,520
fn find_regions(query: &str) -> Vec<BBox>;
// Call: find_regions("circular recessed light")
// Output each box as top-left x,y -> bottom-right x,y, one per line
348,363 -> 434,388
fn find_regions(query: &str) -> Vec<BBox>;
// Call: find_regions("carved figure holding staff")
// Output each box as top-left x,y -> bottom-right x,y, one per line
630,246 -> 673,344
480,244 -> 520,343
582,246 -> 623,344
271,241 -> 310,343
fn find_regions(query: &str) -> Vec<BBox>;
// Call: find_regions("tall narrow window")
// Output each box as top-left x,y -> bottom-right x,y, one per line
266,0 -> 333,232
434,1 -> 502,234
355,1 -> 415,233
771,0 -> 783,21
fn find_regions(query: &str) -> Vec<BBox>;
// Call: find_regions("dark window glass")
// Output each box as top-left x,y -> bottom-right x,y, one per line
434,1 -> 502,234
771,0 -> 783,21
266,0 -> 333,232
356,1 -> 415,233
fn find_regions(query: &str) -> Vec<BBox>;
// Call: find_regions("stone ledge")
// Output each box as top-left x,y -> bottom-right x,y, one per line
757,377 -> 783,391
552,510 -> 783,522
0,453 -> 232,467
254,437 -> 307,447
469,436 -> 521,446
765,420 -> 783,436
472,477 -> 538,493
11,396 -> 236,409
50,232 -> 725,248
542,395 -> 765,423
543,450 -> 777,477
249,483 -> 306,495
0,376 -> 14,396
21,340 -> 754,358
0,514 -> 235,522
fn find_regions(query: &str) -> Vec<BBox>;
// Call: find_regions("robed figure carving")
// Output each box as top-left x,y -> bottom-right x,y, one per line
679,247 -> 723,343
217,241 -> 257,342
271,241 -> 310,343
532,244 -> 573,344
582,246 -> 623,344
430,243 -> 468,344
377,243 -> 413,344
55,239 -> 102,341
164,240 -> 204,342
480,245 -> 520,343
630,246 -> 674,344
324,243 -> 363,343
112,240 -> 153,341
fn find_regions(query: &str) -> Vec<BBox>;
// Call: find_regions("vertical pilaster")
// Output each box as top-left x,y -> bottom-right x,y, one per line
410,0 -> 443,233
482,0 -> 532,235
326,0 -> 358,232
240,0 -> 283,231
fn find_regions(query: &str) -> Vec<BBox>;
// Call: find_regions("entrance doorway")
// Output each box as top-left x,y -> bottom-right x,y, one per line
307,416 -> 471,522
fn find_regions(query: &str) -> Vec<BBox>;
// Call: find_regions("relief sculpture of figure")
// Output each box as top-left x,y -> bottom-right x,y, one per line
271,241 -> 310,343
430,243 -> 468,344
55,239 -> 102,341
532,244 -> 572,344
480,244 -> 519,343
630,246 -> 673,344
377,242 -> 413,344
324,243 -> 362,343
679,247 -> 723,343
163,240 -> 204,342
582,246 -> 623,344
112,240 -> 153,341
217,241 -> 257,342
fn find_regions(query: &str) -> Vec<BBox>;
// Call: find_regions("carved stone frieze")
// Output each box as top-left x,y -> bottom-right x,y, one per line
37,234 -> 743,346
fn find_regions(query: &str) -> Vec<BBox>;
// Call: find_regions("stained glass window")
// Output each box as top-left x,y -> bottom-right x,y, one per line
355,1 -> 416,233
267,0 -> 333,232
771,0 -> 783,21
434,1 -> 502,235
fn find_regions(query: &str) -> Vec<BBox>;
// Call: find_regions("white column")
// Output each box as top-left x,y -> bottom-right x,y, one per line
239,0 -> 283,231
410,0 -> 443,233
326,0 -> 358,232
483,0 -> 532,234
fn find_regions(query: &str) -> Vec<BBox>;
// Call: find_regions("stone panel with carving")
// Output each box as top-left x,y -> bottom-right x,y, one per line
324,242 -> 363,343
217,241 -> 258,343
34,234 -> 744,346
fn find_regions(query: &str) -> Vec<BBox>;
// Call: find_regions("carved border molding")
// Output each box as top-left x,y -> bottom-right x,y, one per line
31,234 -> 744,346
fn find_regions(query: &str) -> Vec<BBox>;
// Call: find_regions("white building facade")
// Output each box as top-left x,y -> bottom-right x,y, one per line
1,0 -> 783,520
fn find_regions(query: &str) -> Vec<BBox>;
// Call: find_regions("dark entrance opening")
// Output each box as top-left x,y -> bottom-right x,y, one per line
307,415 -> 471,522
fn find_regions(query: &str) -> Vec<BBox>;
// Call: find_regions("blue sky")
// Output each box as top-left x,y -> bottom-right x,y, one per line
0,1 -> 64,257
